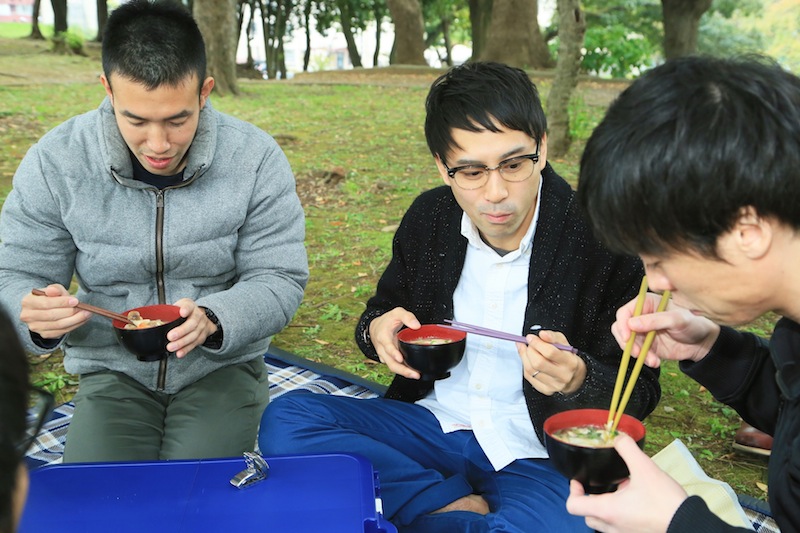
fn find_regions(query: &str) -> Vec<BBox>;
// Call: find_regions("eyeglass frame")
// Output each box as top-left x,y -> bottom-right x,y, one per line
442,150 -> 541,190
17,385 -> 55,459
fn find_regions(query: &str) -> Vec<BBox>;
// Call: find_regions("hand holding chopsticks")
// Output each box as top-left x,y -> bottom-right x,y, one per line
607,276 -> 671,433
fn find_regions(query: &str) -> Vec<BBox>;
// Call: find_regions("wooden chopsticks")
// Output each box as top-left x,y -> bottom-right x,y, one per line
607,276 -> 670,433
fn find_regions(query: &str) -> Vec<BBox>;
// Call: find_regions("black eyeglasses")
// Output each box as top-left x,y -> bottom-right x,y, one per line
17,386 -> 55,459
442,151 -> 540,190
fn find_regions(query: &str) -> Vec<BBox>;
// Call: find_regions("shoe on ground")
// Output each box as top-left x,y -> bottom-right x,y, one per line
732,422 -> 772,457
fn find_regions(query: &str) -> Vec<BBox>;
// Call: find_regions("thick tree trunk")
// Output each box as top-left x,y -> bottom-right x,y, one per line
661,0 -> 713,59
480,0 -> 554,69
468,0 -> 492,60
195,0 -> 239,96
51,0 -> 67,33
94,0 -> 107,42
29,0 -> 44,40
386,0 -> 427,65
338,0 -> 363,68
546,0 -> 585,157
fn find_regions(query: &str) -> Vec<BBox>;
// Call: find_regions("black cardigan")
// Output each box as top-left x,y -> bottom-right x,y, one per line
355,165 -> 661,443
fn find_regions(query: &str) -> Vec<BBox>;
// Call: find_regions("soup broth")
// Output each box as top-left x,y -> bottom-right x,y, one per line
407,337 -> 454,346
552,424 -> 623,448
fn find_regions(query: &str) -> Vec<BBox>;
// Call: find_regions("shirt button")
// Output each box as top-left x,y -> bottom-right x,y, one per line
475,383 -> 482,390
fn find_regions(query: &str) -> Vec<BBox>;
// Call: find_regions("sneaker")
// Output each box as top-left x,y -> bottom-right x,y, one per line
732,422 -> 772,457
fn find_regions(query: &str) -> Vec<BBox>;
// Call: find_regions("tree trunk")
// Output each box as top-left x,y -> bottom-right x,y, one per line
441,18 -> 453,66
51,0 -> 67,33
29,0 -> 44,40
303,1 -> 312,71
468,0 -> 492,60
661,0 -> 713,59
337,0 -> 363,68
386,0 -> 427,65
373,5 -> 384,67
480,0 -> 554,69
244,2 -> 255,70
94,0 -> 107,42
258,0 -> 275,79
275,1 -> 289,77
546,0 -> 585,157
195,0 -> 239,96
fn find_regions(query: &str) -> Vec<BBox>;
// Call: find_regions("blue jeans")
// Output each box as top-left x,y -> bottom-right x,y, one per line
259,393 -> 590,532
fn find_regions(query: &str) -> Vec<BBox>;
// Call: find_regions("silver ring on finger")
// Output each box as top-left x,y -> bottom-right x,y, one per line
531,370 -> 541,379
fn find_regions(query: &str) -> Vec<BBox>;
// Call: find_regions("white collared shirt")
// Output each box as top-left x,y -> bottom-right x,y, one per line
416,177 -> 548,471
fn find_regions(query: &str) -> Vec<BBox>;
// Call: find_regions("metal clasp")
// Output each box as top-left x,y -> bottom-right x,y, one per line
230,452 -> 270,489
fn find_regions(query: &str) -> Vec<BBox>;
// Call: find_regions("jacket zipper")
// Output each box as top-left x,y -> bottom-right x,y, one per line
155,190 -> 167,391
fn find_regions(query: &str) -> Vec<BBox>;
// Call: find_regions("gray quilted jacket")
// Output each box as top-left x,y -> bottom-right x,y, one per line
0,97 -> 308,393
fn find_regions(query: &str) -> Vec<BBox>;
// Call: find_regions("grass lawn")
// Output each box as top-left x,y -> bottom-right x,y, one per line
0,28 -> 772,500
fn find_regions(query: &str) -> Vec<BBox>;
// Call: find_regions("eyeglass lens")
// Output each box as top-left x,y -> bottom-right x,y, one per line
452,155 -> 537,189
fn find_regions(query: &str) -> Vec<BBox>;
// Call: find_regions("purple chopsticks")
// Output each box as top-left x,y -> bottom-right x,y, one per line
442,319 -> 578,354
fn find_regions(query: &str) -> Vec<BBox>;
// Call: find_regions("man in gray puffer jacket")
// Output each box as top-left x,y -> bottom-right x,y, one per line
0,0 -> 308,462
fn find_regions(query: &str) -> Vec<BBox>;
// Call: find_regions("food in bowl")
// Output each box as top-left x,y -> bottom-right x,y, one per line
406,337 -> 455,346
551,424 -> 623,448
123,310 -> 166,330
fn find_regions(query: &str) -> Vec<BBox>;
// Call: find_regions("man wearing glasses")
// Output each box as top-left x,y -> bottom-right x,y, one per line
260,62 -> 660,531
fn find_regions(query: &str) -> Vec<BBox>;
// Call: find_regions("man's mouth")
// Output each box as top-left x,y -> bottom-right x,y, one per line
144,155 -> 173,170
484,212 -> 512,224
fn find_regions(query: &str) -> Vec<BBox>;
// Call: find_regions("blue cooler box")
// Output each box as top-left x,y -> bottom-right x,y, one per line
20,453 -> 396,533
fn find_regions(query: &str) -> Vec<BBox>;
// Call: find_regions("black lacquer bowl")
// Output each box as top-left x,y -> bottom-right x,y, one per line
544,408 -> 646,494
113,304 -> 186,362
397,324 -> 466,381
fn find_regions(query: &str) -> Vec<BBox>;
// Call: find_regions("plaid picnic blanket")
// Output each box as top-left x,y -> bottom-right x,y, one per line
24,348 -> 385,470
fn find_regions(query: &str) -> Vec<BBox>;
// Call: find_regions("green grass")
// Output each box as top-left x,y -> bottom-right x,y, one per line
0,22 -> 37,39
0,34 -> 772,500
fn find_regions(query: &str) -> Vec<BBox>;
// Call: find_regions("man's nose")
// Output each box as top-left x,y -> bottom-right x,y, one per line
483,168 -> 509,202
146,126 -> 170,154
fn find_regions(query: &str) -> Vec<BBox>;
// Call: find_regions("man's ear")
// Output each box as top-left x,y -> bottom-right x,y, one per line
100,74 -> 113,104
735,206 -> 772,260
538,133 -> 548,169
199,76 -> 215,107
435,155 -> 452,187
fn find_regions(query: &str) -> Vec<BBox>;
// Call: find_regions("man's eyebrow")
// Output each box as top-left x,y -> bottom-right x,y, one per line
453,146 -> 529,166
120,109 -> 193,121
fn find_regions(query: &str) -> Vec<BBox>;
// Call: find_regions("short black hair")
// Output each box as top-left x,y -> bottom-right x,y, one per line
0,306 -> 29,533
424,62 -> 547,164
102,0 -> 206,92
578,55 -> 800,258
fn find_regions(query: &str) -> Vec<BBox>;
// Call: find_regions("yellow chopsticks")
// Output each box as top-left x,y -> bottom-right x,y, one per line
607,276 -> 671,433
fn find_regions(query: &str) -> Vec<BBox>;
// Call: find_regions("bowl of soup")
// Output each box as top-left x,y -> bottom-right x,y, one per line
543,408 -> 646,494
112,305 -> 185,362
397,324 -> 466,381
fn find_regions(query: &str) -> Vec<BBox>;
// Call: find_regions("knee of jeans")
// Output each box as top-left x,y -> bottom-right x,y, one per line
258,393 -> 318,453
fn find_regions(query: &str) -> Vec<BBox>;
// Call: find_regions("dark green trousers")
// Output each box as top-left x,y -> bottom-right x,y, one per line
63,358 -> 269,463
